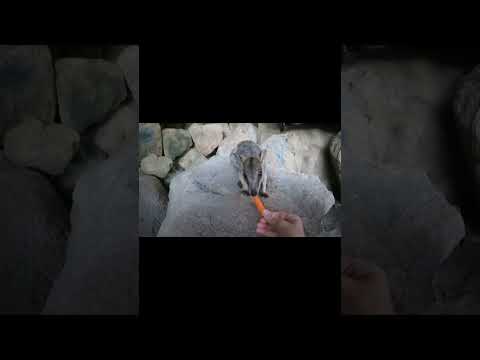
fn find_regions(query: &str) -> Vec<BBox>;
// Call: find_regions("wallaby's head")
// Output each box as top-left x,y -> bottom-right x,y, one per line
242,150 -> 266,196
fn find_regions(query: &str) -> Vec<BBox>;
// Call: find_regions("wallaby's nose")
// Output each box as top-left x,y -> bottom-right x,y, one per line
251,189 -> 257,196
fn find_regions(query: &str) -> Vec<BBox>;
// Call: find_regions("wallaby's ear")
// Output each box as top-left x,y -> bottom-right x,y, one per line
261,149 -> 266,161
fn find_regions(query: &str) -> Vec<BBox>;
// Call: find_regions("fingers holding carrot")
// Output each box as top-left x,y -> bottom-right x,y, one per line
250,195 -> 305,237
257,209 -> 305,237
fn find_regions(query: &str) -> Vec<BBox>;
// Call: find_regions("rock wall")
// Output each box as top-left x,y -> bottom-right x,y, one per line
0,45 -> 139,314
342,53 -> 480,313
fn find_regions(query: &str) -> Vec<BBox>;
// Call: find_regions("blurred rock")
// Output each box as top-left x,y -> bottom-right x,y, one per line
139,175 -> 168,237
0,161 -> 69,313
139,123 -> 162,162
177,147 -> 207,170
163,123 -> 188,129
260,134 -> 297,176
188,123 -> 224,156
453,64 -> 480,209
93,101 -> 137,156
329,131 -> 342,183
342,59 -> 464,204
103,45 -> 129,60
424,295 -> 480,314
221,123 -> 232,137
258,123 -> 281,144
43,141 -> 138,314
115,46 -> 139,108
56,58 -> 127,133
218,123 -> 257,156
162,128 -> 192,160
0,45 -> 56,143
141,154 -> 172,179
56,139 -> 108,196
158,155 -> 335,237
163,165 -> 184,187
342,158 -> 465,313
4,118 -> 80,175
433,237 -> 480,303
286,128 -> 336,189
318,202 -> 342,237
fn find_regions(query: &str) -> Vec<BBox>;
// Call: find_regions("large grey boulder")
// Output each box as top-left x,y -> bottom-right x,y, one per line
260,134 -> 297,176
342,59 -> 464,204
428,237 -> 480,314
285,128 -> 336,189
93,101 -> 138,156
0,45 -> 56,143
342,158 -> 465,313
453,64 -> 480,208
55,58 -> 127,133
158,155 -> 335,237
259,131 -> 336,190
139,175 -> 168,237
43,141 -> 138,314
177,147 -> 207,170
56,138 -> 108,196
0,161 -> 69,314
115,46 -> 139,108
4,118 -> 80,175
432,237 -> 480,304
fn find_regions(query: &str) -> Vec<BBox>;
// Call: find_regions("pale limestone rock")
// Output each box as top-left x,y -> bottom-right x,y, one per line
141,154 -> 173,179
177,147 -> 208,170
188,123 -> 224,156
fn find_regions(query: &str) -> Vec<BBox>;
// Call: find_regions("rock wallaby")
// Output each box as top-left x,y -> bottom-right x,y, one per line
230,140 -> 269,197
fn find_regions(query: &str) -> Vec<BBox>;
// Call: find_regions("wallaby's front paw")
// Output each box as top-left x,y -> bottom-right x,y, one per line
240,190 -> 250,196
260,191 -> 269,198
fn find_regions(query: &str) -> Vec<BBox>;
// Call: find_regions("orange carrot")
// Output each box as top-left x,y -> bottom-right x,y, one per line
251,195 -> 266,216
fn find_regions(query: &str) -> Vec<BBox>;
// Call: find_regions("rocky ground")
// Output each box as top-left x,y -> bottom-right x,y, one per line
139,122 -> 342,237
342,45 -> 480,314
0,45 -> 138,314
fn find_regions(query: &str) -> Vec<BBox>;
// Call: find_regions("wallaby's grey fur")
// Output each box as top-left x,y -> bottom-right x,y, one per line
230,140 -> 268,197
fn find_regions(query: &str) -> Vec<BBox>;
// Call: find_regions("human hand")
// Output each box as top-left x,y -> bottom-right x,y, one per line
341,256 -> 394,315
256,210 -> 305,237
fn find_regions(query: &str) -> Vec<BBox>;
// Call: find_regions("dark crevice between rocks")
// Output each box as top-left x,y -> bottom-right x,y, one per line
327,150 -> 341,203
207,147 -> 217,158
